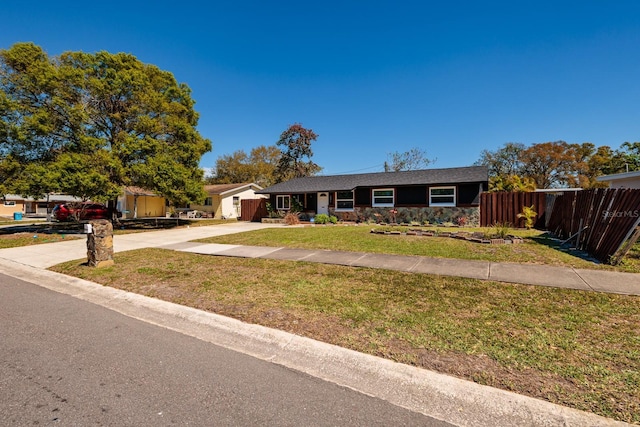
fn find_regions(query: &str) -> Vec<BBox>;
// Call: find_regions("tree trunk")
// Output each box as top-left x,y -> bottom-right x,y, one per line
107,199 -> 118,222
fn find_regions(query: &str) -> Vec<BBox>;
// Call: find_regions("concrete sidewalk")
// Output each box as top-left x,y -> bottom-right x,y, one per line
1,221 -> 638,295
170,242 -> 640,296
0,221 -> 282,268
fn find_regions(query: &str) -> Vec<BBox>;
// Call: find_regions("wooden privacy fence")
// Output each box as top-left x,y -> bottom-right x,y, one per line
546,188 -> 640,264
480,192 -> 547,228
240,198 -> 268,222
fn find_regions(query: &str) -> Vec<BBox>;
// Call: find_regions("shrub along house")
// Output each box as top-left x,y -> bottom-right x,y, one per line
257,165 -> 489,225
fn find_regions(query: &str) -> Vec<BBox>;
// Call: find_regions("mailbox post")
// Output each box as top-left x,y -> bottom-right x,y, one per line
86,219 -> 114,267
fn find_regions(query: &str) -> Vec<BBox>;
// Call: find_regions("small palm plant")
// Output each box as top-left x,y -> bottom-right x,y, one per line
491,222 -> 511,238
517,205 -> 537,229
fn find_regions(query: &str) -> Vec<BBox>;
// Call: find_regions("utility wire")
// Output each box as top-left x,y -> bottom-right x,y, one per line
320,163 -> 385,176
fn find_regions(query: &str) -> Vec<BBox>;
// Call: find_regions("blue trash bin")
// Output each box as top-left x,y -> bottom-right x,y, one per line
13,211 -> 23,220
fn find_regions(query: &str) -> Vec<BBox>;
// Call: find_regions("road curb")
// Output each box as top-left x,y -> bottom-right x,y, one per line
0,258 -> 630,427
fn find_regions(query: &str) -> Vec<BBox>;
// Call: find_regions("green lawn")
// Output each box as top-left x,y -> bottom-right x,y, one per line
0,232 -> 81,248
51,248 -> 640,423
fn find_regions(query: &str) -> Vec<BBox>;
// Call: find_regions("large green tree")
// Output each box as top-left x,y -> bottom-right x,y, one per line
0,43 -> 79,196
474,142 -> 525,178
0,155 -> 22,199
488,174 -> 536,192
610,142 -> 640,173
0,42 -> 211,209
274,123 -> 321,183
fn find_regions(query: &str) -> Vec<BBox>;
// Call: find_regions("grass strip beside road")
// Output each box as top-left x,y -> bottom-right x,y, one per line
51,248 -> 640,424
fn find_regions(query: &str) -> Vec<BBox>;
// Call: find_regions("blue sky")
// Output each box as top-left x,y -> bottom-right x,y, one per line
2,1 -> 640,175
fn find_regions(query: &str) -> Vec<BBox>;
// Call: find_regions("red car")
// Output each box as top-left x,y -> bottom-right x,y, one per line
52,203 -> 119,222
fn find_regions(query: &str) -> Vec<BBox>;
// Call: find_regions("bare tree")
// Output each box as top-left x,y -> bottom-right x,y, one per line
384,147 -> 434,172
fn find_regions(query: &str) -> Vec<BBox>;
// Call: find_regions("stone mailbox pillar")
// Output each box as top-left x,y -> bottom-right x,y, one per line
86,219 -> 114,268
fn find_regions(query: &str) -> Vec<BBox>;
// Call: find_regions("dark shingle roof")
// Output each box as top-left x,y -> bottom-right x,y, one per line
258,166 -> 488,194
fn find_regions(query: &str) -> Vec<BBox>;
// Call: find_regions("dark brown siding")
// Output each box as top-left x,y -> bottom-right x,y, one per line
458,183 -> 482,205
355,188 -> 371,206
397,186 -> 427,205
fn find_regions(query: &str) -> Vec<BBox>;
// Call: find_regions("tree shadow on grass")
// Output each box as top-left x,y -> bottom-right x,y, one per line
0,222 -> 84,235
0,218 -> 196,236
112,218 -> 194,231
528,231 -> 602,264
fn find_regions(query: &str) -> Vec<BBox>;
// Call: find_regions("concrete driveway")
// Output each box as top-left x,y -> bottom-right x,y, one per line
0,221 -> 281,268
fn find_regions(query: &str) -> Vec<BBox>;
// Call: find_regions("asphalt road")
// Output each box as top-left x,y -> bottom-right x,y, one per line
0,273 -> 452,426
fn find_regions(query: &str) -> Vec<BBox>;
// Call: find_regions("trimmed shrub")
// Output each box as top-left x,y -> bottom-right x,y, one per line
314,213 -> 330,224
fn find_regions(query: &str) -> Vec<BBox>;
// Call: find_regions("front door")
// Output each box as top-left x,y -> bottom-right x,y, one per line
317,192 -> 329,215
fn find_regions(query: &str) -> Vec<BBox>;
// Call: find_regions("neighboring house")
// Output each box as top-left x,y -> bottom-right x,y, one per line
257,166 -> 489,225
2,188 -> 166,220
595,170 -> 640,189
118,187 -> 167,219
190,183 -> 265,219
0,194 -> 81,218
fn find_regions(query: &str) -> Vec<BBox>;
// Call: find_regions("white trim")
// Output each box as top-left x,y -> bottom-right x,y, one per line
595,170 -> 640,182
218,183 -> 264,197
317,192 -> 329,215
276,195 -> 290,210
335,190 -> 354,211
429,186 -> 456,207
372,188 -> 394,207
534,188 -> 582,193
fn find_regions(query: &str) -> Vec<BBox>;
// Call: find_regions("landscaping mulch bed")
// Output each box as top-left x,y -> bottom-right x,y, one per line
370,228 -> 524,245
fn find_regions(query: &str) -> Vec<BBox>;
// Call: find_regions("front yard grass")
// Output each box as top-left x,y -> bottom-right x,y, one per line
51,248 -> 640,424
0,232 -> 81,249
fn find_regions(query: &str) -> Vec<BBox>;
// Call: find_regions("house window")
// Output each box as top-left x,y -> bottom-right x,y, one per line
233,196 -> 239,206
429,186 -> 456,207
204,197 -> 213,206
4,201 -> 16,206
276,195 -> 290,210
335,191 -> 354,211
372,189 -> 394,207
